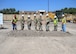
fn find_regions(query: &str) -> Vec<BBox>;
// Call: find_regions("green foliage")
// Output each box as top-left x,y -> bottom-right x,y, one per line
0,8 -> 76,14
0,8 -> 19,14
61,8 -> 76,14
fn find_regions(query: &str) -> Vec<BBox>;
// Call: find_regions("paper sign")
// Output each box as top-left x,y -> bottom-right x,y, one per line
0,13 -> 3,25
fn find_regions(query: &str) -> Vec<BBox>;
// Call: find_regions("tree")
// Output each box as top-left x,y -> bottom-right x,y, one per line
61,8 -> 76,14
0,8 -> 19,14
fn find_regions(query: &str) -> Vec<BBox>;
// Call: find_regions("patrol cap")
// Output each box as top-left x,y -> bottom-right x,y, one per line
34,14 -> 36,16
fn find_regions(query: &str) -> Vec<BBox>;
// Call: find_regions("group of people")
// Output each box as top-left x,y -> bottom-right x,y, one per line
11,14 -> 66,32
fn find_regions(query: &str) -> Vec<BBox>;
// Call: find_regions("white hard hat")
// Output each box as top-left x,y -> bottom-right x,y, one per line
22,15 -> 24,17
62,14 -> 65,17
54,16 -> 57,18
40,14 -> 42,16
46,14 -> 48,16
34,14 -> 36,16
28,15 -> 30,17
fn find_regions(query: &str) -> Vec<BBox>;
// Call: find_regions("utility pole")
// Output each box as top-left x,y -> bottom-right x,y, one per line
48,0 -> 49,13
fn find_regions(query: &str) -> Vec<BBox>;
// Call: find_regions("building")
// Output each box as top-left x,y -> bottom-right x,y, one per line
19,10 -> 47,15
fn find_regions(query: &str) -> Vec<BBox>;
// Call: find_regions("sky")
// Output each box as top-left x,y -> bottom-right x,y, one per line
0,0 -> 76,11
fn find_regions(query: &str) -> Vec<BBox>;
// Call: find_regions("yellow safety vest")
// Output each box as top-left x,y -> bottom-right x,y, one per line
54,19 -> 58,25
62,18 -> 66,24
12,19 -> 18,24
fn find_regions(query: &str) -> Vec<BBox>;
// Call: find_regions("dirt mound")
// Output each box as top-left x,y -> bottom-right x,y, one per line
8,30 -> 72,37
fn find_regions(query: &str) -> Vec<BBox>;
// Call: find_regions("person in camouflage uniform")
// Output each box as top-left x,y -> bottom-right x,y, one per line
38,14 -> 43,31
20,15 -> 25,30
27,15 -> 32,30
34,14 -> 38,31
45,14 -> 51,31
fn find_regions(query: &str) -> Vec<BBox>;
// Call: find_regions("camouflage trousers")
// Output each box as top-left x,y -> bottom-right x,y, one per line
38,24 -> 42,31
21,24 -> 24,30
54,25 -> 57,31
46,25 -> 49,31
27,24 -> 31,30
34,23 -> 38,30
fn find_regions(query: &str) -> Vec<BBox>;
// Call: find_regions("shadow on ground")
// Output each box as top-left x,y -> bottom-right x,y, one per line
0,27 -> 8,30
8,30 -> 73,37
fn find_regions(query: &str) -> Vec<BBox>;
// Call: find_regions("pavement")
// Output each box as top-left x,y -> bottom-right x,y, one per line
0,21 -> 76,54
